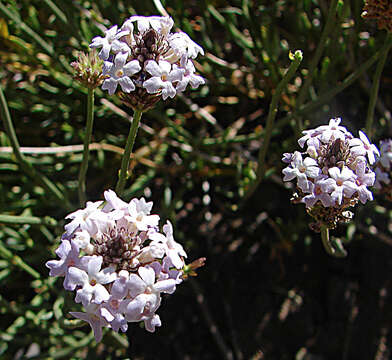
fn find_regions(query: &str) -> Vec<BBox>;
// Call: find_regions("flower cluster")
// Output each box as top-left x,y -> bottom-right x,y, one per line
46,190 -> 188,342
282,118 -> 379,230
89,15 -> 205,110
374,138 -> 392,199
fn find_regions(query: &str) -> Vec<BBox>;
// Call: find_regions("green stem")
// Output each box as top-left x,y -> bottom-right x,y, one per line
244,50 -> 303,200
365,33 -> 392,137
0,240 -> 41,279
115,109 -> 143,195
320,225 -> 347,258
0,86 -> 71,210
295,0 -> 339,132
0,214 -> 57,227
78,88 -> 95,206
275,37 -> 392,129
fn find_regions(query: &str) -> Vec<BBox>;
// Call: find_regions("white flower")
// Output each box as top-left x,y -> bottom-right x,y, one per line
89,25 -> 130,60
143,60 -> 184,100
167,32 -> 204,61
349,130 -> 380,165
318,118 -> 349,143
124,267 -> 176,322
174,58 -> 205,93
126,197 -> 160,231
103,189 -> 129,212
127,15 -> 174,36
324,167 -> 357,205
72,230 -> 91,251
102,53 -> 141,95
282,151 -> 320,192
64,200 -> 104,236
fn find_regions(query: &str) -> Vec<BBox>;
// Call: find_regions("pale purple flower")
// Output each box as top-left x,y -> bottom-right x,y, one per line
354,159 -> 375,204
282,151 -> 320,192
379,139 -> 392,169
301,176 -> 335,208
127,266 -> 176,299
110,270 -> 129,299
374,167 -> 390,189
162,220 -> 187,269
67,256 -> 116,307
143,60 -> 184,100
89,25 -> 130,60
143,313 -> 161,332
102,53 -> 141,95
70,304 -> 108,342
174,58 -> 205,92
298,128 -> 323,148
46,240 -> 82,290
101,296 -> 128,333
282,153 -> 293,163
149,257 -> 183,284
349,130 -> 380,165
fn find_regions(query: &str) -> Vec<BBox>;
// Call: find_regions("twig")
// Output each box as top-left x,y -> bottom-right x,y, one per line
78,87 -> 95,205
0,86 -> 71,210
190,279 -> 234,360
365,33 -> 392,137
244,50 -> 303,200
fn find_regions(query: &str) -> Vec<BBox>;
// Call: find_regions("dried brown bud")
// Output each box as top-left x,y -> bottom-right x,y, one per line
182,257 -> 206,279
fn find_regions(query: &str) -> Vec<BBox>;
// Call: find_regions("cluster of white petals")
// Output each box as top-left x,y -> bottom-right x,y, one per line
89,15 -> 205,100
46,190 -> 187,342
374,138 -> 392,190
282,118 -> 379,211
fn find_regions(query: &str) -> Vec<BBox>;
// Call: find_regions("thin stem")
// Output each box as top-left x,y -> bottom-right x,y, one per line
0,214 -> 57,227
0,86 -> 71,210
295,0 -> 339,132
275,37 -> 392,129
244,50 -> 303,200
365,33 -> 392,137
115,109 -> 143,195
0,240 -> 41,279
320,225 -> 347,258
78,87 -> 95,206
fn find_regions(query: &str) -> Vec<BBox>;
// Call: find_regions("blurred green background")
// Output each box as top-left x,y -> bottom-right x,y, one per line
0,0 -> 391,359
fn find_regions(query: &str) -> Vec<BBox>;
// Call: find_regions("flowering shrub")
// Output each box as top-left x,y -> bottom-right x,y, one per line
282,118 -> 379,232
46,190 -> 187,342
374,138 -> 392,199
89,15 -> 205,110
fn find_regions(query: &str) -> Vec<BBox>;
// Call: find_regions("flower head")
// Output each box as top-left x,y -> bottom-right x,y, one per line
89,15 -> 205,110
46,190 -> 201,342
282,118 -> 378,230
